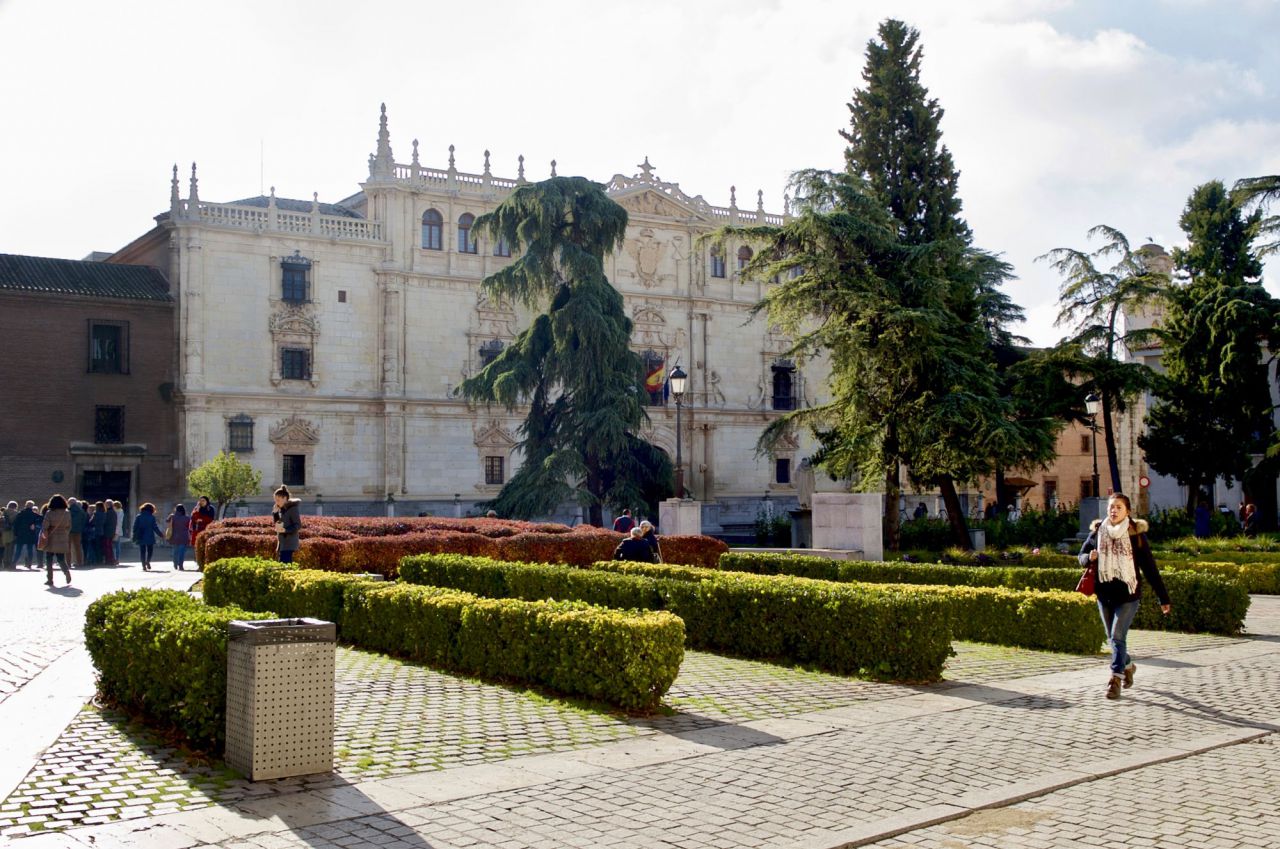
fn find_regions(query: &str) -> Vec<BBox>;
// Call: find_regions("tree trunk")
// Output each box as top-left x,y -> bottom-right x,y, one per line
1244,459 -> 1279,532
938,475 -> 971,550
1101,391 -> 1123,494
883,423 -> 901,552
585,460 -> 604,527
1185,482 -> 1198,517
994,467 -> 1008,513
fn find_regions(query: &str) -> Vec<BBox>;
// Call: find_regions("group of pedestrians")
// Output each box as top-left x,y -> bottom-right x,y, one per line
0,494 -> 219,582
611,511 -> 664,563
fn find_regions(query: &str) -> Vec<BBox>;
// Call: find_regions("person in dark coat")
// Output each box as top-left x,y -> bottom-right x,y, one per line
612,509 -> 635,534
1077,493 -> 1171,700
1242,503 -> 1259,538
131,503 -> 165,571
1193,501 -> 1211,539
638,520 -> 663,563
67,498 -> 86,568
166,504 -> 191,570
82,503 -> 100,566
11,501 -> 40,570
189,496 -> 217,569
613,527 -> 657,563
99,502 -> 118,565
272,486 -> 303,563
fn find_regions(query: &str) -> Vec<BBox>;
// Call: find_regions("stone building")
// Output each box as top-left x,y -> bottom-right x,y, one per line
106,106 -> 818,525
0,253 -> 181,512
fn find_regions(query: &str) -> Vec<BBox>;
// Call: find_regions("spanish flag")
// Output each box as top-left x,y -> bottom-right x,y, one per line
645,360 -> 665,394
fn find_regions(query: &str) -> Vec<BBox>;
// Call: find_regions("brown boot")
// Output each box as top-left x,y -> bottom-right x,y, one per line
1123,663 -> 1136,689
1106,675 -> 1122,700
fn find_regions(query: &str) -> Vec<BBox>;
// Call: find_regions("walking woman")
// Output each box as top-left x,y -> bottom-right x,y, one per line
37,494 -> 72,587
271,486 -> 302,563
166,504 -> 191,570
131,503 -> 164,571
1078,493 -> 1172,700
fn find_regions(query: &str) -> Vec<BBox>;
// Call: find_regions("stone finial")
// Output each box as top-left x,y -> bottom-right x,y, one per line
448,144 -> 456,169
550,159 -> 557,177
757,189 -> 764,212
268,186 -> 277,206
312,192 -> 320,212
483,149 -> 491,175
188,162 -> 200,207
517,154 -> 526,184
637,156 -> 655,180
370,102 -> 394,178
729,185 -> 737,209
170,164 -> 180,213
411,138 -> 420,166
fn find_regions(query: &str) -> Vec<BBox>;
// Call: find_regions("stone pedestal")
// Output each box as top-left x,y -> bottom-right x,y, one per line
659,499 -> 703,536
789,509 -> 812,548
811,493 -> 882,561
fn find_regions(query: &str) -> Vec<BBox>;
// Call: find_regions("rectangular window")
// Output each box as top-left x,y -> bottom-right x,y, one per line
281,347 -> 311,381
1043,479 -> 1058,506
282,263 -> 309,303
1080,434 -> 1091,453
1080,478 -> 1097,500
710,252 -> 726,279
228,416 -> 254,452
88,320 -> 128,374
493,238 -> 511,258
338,290 -> 347,303
485,456 -> 505,486
775,458 -> 791,485
94,406 -> 124,444
283,454 -> 306,487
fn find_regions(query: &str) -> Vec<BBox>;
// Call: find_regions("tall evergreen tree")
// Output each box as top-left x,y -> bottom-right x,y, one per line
1140,181 -> 1278,520
1042,227 -> 1164,493
459,177 -> 672,526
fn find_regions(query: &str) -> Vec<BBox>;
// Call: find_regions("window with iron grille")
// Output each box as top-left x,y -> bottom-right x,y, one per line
281,252 -> 311,303
283,454 -> 306,487
485,456 -> 505,486
479,339 -> 504,368
228,415 -> 254,452
95,406 -> 124,444
281,347 -> 311,381
88,320 -> 128,374
772,361 -> 796,411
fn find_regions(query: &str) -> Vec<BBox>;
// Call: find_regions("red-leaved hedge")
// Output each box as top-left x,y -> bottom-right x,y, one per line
196,516 -> 726,576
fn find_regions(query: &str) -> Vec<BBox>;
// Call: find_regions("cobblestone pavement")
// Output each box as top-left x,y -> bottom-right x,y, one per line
0,610 -> 1262,837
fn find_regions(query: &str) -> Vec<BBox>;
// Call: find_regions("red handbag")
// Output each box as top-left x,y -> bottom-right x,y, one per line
1076,560 -> 1097,596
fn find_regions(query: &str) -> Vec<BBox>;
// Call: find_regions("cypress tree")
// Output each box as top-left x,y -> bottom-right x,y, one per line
459,177 -> 672,525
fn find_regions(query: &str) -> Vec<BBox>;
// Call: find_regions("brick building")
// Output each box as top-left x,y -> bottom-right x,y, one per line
0,254 -> 181,512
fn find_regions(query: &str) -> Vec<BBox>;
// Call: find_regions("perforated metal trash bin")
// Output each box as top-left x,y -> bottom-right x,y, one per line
225,618 -> 336,781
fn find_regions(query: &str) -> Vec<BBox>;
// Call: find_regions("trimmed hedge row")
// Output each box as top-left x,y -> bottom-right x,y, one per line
584,559 -> 1101,654
401,554 -> 962,681
84,590 -> 275,750
718,552 -> 1249,635
198,516 -> 727,574
1154,554 -> 1280,594
203,558 -> 683,710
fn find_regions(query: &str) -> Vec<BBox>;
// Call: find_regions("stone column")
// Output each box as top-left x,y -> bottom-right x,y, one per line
811,493 -> 883,561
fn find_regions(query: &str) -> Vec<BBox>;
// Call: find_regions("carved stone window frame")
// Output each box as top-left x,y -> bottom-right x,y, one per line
474,421 -> 516,494
268,311 -> 319,387
767,432 -> 799,492
269,415 -> 319,494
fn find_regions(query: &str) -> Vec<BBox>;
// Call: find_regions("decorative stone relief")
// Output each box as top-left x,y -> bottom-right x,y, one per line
269,415 -> 320,446
268,307 -> 319,387
626,229 -> 666,289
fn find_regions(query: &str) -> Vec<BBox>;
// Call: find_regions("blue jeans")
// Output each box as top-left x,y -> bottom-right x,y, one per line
1098,598 -> 1140,676
11,541 -> 35,568
172,544 -> 189,569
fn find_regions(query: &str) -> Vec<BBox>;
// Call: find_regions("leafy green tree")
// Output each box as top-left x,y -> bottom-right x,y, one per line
1041,226 -> 1164,493
1141,181 -> 1278,519
1232,174 -> 1280,256
186,451 -> 262,519
459,176 -> 672,526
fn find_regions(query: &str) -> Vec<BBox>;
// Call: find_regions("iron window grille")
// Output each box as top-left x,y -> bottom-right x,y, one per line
88,320 -> 128,374
281,348 -> 312,381
94,406 -> 124,444
485,456 -> 505,486
283,454 -> 306,487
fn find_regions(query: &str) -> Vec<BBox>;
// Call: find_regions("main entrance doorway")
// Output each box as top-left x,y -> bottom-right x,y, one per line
81,471 -> 132,512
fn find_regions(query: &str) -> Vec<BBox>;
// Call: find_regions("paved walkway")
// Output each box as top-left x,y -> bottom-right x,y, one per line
0,563 -> 1278,848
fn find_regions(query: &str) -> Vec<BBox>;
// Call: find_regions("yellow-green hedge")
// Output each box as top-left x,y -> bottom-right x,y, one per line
400,554 -> 956,681
84,590 -> 276,751
203,558 -> 683,710
718,552 -> 1249,635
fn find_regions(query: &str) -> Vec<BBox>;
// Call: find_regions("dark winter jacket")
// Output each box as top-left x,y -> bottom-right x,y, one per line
273,499 -> 303,552
613,536 -> 657,563
69,501 -> 87,533
166,513 -> 191,546
132,512 -> 164,546
13,506 -> 40,544
1077,518 -> 1171,607
100,508 -> 118,539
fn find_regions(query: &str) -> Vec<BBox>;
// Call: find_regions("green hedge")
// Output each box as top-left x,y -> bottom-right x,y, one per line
204,558 -> 683,710
717,552 -> 1249,635
590,558 -> 1100,654
1148,556 -> 1280,595
84,590 -> 275,751
401,554 -> 957,681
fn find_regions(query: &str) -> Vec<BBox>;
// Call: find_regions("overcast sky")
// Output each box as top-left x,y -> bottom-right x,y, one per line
1,0 -> 1277,346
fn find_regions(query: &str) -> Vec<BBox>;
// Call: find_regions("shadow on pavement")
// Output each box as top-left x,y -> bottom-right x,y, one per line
1141,688 -> 1280,734
47,586 -> 83,597
907,682 -> 1075,710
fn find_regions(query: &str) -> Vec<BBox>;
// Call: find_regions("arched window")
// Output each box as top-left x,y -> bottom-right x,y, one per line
771,359 -> 796,411
737,246 -> 753,271
458,213 -> 478,254
710,247 -> 726,279
421,209 -> 443,250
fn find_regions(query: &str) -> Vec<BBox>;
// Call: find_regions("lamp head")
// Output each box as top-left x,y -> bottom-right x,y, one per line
1084,392 -> 1100,416
668,364 -> 688,397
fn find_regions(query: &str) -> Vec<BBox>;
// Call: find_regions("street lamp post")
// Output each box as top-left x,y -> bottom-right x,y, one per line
669,365 -> 688,499
1085,392 -> 1101,498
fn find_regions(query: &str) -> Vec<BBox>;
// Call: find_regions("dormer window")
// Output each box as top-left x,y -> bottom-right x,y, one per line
281,252 -> 311,303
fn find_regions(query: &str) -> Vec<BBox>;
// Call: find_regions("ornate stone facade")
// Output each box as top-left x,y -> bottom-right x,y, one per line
108,106 -> 821,521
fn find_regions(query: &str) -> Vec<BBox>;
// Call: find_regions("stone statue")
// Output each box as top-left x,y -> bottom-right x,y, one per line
796,458 -> 816,509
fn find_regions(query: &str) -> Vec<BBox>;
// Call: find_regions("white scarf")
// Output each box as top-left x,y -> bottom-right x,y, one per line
1097,517 -> 1138,594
